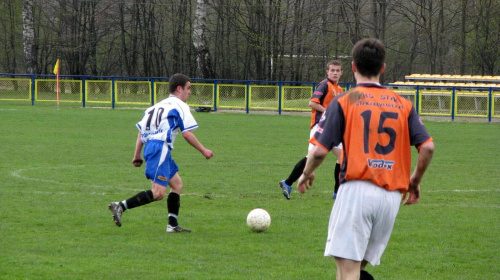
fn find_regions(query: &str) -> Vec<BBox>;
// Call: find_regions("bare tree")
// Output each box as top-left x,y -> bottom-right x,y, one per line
0,0 -> 497,81
22,0 -> 37,74
0,1 -> 20,74
193,0 -> 215,79
340,0 -> 363,44
459,0 -> 468,74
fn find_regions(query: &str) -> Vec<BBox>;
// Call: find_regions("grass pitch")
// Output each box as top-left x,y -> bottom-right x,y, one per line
0,104 -> 499,279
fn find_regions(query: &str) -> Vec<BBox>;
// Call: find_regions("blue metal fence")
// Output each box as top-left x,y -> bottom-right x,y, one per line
1,73 -> 499,122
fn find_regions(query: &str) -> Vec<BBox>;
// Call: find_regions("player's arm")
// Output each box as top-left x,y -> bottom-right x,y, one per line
404,140 -> 434,205
132,131 -> 144,167
309,100 -> 325,112
304,144 -> 329,174
182,130 -> 213,159
309,81 -> 328,112
297,145 -> 329,193
331,147 -> 341,159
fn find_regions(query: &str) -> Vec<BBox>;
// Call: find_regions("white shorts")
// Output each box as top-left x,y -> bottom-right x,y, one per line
324,180 -> 401,266
309,124 -> 342,151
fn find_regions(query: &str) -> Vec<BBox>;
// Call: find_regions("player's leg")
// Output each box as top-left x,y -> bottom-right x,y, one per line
359,260 -> 374,280
284,156 -> 308,187
279,125 -> 318,199
334,257 -> 361,280
167,173 -> 183,226
166,173 -> 191,233
108,140 -> 167,227
325,180 -> 382,279
279,156 -> 307,199
363,187 -> 401,266
108,186 -> 158,227
332,145 -> 342,199
333,161 -> 340,199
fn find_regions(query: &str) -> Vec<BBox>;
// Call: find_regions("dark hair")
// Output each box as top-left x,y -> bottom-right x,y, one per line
352,38 -> 385,77
326,60 -> 342,70
169,73 -> 190,93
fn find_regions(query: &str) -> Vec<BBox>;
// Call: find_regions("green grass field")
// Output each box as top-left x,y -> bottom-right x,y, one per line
0,104 -> 499,279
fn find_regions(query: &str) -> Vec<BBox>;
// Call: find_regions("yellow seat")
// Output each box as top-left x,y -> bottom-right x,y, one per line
405,74 -> 421,80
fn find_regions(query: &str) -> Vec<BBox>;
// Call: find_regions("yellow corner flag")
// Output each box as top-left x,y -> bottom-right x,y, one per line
53,59 -> 60,75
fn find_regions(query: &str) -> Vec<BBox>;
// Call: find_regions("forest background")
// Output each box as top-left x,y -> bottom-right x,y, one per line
1,0 -> 499,84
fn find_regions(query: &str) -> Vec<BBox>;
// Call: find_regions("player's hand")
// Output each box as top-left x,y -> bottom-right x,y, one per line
202,149 -> 213,159
297,172 -> 314,193
403,179 -> 420,205
132,158 -> 144,167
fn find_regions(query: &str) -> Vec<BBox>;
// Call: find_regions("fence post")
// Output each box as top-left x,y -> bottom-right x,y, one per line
415,85 -> 420,114
278,82 -> 282,115
112,77 -> 116,109
246,82 -> 250,114
488,87 -> 492,122
31,75 -> 36,106
213,80 -> 218,112
82,76 -> 86,108
451,87 -> 456,121
150,78 -> 155,105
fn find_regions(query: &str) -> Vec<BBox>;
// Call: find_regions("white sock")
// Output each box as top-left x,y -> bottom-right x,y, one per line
121,200 -> 128,210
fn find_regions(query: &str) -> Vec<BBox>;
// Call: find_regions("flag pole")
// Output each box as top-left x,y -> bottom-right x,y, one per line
54,59 -> 60,109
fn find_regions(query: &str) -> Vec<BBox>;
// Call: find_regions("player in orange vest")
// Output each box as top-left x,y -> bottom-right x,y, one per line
298,38 -> 435,279
279,60 -> 343,199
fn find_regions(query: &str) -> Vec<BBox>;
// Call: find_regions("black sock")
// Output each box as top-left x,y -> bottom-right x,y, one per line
167,192 -> 180,226
285,157 -> 307,186
360,270 -> 374,280
125,190 -> 154,210
334,162 -> 340,193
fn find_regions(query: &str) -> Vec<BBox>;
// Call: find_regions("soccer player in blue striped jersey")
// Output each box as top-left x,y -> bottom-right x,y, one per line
108,73 -> 213,233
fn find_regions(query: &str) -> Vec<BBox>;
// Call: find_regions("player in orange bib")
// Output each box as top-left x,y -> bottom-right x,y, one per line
298,39 -> 434,279
279,60 -> 343,200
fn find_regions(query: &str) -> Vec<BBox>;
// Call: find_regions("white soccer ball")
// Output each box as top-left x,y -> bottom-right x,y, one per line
246,208 -> 271,232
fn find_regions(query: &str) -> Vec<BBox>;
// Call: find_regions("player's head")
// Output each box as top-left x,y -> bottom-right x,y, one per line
169,73 -> 191,93
169,73 -> 191,102
352,38 -> 386,78
326,60 -> 343,82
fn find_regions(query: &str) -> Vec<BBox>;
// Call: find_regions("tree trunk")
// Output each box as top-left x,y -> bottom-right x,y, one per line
22,0 -> 37,74
193,0 -> 215,79
7,0 -> 18,74
460,0 -> 467,74
438,0 -> 445,74
119,3 -> 130,76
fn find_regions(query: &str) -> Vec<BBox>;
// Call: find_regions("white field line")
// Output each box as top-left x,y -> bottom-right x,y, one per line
410,203 -> 500,208
9,165 -> 140,192
10,166 -> 500,207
